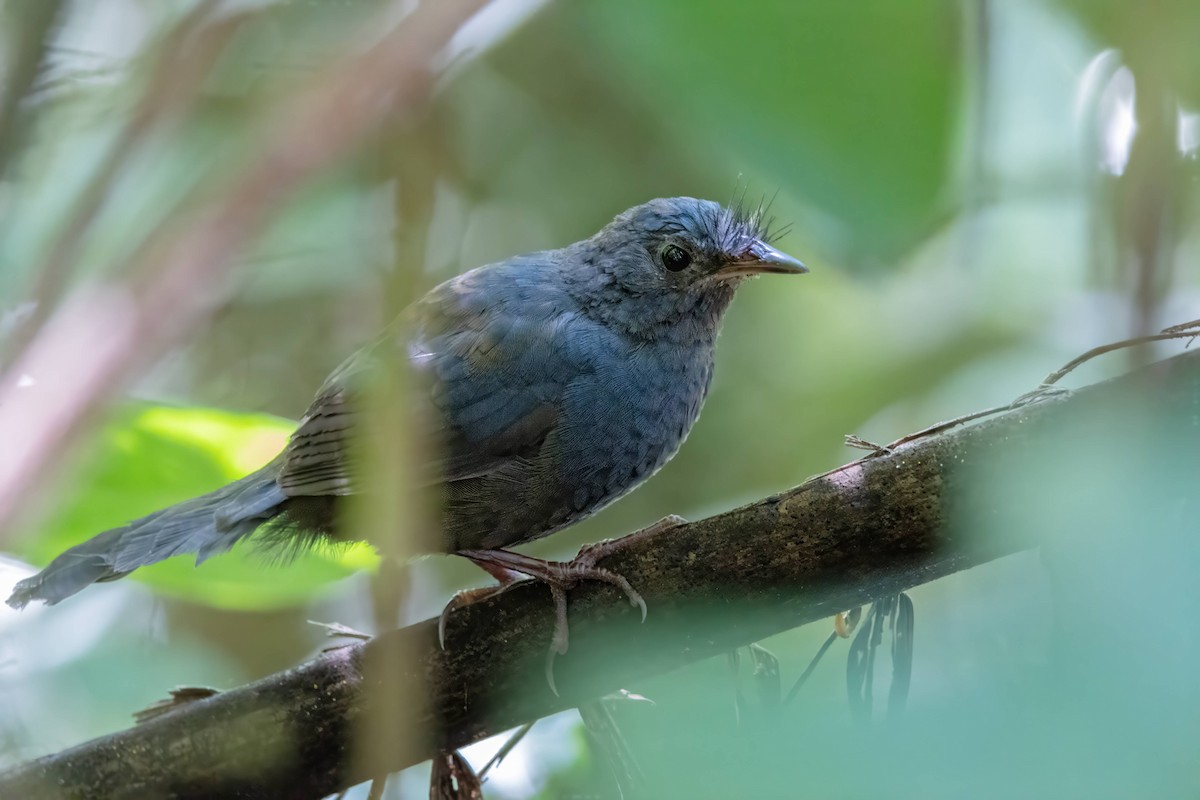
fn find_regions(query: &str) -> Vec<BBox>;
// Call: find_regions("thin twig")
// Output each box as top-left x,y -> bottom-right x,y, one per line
1038,330 -> 1199,387
782,631 -> 837,708
1160,318 -> 1200,334
478,722 -> 534,781
879,403 -> 1014,453
822,321 -> 1200,482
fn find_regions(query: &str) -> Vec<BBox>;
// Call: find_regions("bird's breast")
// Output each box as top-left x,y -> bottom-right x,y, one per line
446,334 -> 717,551
552,342 -> 714,512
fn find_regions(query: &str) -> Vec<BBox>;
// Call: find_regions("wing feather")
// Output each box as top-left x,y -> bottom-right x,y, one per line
276,262 -> 584,497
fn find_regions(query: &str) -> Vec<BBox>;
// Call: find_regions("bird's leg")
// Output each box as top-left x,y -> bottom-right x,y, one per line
446,515 -> 686,694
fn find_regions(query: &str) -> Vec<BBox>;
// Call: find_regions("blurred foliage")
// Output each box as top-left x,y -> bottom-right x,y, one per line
1,0 -> 1199,797
1058,0 -> 1200,104
574,0 -> 964,261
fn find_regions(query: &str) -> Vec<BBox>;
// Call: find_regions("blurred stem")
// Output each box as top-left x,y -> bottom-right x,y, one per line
1117,65 -> 1178,348
578,700 -> 645,797
353,365 -> 427,784
0,0 -> 63,183
954,0 -> 991,271
351,95 -> 444,788
4,346 -> 1197,799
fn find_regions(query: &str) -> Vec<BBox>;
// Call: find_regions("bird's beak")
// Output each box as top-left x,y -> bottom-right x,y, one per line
715,241 -> 808,280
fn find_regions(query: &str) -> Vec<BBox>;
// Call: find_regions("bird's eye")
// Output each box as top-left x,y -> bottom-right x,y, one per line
661,244 -> 692,272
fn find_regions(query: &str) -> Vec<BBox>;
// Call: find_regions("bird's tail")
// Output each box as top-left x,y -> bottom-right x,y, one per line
6,461 -> 288,609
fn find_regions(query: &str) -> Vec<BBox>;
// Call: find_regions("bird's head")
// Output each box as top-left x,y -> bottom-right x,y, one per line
617,196 -> 805,283
568,196 -> 806,336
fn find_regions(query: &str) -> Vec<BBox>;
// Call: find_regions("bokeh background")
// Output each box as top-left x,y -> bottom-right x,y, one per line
1,1 -> 1199,797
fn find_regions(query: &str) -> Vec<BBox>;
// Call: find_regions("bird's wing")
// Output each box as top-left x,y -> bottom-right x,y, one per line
276,262 -> 587,497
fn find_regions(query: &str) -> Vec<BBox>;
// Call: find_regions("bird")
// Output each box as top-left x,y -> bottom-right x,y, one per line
6,196 -> 805,679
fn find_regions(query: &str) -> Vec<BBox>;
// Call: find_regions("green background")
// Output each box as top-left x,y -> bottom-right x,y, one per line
1,0 -> 1198,797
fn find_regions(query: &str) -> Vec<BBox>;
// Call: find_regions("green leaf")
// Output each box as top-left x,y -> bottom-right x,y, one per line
17,404 -> 377,610
568,0 -> 964,261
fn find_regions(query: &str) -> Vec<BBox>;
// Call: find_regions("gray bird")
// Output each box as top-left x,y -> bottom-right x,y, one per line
7,197 -> 805,667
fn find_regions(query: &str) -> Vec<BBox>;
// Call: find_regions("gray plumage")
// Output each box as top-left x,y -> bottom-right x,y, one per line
7,197 -> 804,609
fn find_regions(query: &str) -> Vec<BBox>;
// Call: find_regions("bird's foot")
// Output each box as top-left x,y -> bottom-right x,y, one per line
452,547 -> 644,696
447,516 -> 685,695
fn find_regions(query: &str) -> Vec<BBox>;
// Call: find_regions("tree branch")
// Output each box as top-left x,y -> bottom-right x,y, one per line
2,348 -> 1197,799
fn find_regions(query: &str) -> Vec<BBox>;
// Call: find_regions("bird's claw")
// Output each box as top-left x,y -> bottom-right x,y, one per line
562,513 -> 684,624
545,582 -> 570,696
560,553 -> 648,621
542,563 -> 643,697
449,526 -> 679,694
438,584 -> 507,650
437,601 -> 453,651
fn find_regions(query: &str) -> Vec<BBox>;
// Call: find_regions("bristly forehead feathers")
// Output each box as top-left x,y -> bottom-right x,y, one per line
561,195 -> 803,338
608,196 -> 782,258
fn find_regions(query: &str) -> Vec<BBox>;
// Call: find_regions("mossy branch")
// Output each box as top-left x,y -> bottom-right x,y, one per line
2,348 -> 1197,799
